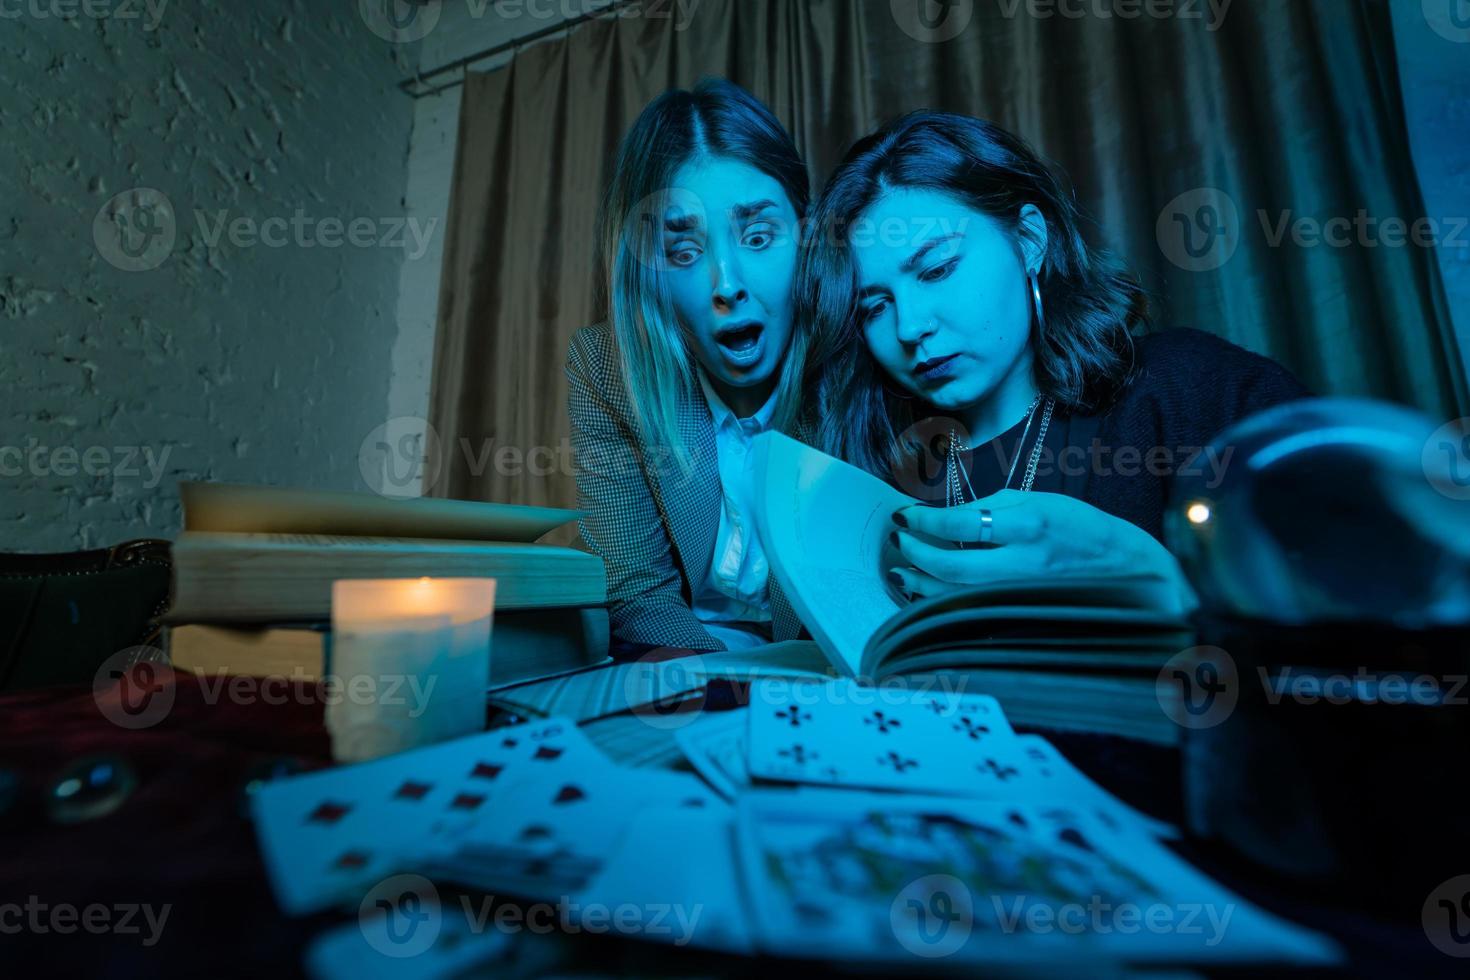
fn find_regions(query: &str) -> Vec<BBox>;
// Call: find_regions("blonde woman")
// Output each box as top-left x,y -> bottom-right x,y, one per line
565,79 -> 812,651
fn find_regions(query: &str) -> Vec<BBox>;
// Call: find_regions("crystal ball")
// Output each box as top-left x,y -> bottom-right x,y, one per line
1164,397 -> 1470,627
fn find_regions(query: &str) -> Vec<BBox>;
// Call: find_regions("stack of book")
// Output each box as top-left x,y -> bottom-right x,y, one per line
165,482 -> 610,687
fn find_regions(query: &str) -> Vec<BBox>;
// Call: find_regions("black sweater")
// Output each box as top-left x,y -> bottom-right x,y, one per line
930,328 -> 1312,543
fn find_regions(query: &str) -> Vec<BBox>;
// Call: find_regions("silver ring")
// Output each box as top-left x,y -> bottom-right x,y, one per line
979,508 -> 994,545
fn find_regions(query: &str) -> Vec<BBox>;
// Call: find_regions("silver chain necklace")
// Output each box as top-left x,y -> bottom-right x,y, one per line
945,394 -> 1055,508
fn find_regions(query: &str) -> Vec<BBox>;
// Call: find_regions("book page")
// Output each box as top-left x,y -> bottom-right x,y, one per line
181,482 -> 578,542
751,433 -> 916,677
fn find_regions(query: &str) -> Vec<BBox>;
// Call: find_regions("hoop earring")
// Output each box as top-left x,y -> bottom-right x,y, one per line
1028,271 -> 1047,336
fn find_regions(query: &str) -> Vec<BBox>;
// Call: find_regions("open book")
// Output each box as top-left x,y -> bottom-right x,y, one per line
750,433 -> 1193,682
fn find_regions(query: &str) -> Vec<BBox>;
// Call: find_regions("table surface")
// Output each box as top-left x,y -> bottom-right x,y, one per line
0,662 -> 1455,979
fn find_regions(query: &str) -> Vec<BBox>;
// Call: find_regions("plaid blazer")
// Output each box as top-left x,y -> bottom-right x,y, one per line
565,322 -> 807,651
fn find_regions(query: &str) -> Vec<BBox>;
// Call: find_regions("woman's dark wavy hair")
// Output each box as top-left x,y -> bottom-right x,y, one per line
801,111 -> 1146,480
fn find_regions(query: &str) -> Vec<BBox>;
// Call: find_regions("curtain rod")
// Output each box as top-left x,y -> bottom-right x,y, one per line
399,0 -> 637,99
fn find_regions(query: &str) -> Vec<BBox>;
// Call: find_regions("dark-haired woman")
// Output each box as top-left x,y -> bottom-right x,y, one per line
801,111 -> 1310,611
566,79 -> 813,650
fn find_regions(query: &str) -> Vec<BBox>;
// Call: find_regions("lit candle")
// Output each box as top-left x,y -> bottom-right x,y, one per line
327,577 -> 496,762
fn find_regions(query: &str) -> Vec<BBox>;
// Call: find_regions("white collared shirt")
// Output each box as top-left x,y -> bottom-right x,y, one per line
690,370 -> 777,651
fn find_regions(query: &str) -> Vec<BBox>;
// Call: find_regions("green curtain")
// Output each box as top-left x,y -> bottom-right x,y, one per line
427,0 -> 1466,514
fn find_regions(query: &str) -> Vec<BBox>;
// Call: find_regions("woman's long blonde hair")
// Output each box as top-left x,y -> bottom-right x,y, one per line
596,78 -> 811,472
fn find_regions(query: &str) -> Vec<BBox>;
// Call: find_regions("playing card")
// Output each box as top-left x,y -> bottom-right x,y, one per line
1012,735 -> 1177,839
306,910 -> 512,980
251,717 -> 600,915
735,788 -> 1339,967
576,805 -> 755,955
427,763 -> 726,902
746,678 -> 1029,796
674,709 -> 750,800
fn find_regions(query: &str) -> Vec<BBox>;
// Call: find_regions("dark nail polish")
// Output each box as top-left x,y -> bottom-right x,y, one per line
888,530 -> 900,549
886,570 -> 904,587
892,510 -> 909,528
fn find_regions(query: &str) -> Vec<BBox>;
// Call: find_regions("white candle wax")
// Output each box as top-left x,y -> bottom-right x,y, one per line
328,577 -> 496,762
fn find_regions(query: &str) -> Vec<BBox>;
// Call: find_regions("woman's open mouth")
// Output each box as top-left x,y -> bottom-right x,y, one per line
914,352 -> 959,384
714,320 -> 766,369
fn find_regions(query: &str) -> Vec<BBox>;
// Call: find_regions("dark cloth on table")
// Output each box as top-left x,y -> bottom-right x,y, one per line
1,669 -> 1458,978
921,327 -> 1313,542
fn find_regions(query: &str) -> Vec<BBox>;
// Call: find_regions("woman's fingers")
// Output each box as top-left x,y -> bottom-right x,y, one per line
893,528 -> 1032,583
888,564 -> 950,599
894,496 -> 1045,546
